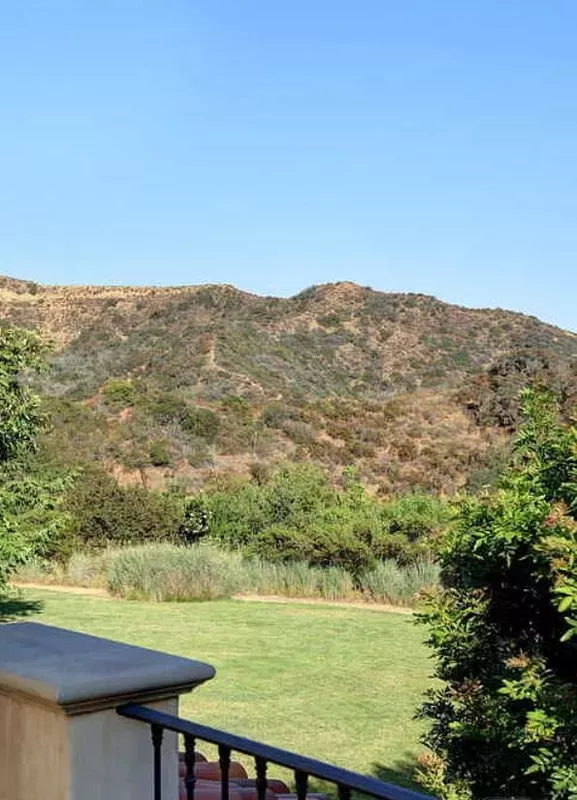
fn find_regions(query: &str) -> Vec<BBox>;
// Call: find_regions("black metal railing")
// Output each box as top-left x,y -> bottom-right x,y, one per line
117,703 -> 434,800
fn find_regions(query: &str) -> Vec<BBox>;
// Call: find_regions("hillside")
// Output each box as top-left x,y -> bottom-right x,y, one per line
1,275 -> 576,494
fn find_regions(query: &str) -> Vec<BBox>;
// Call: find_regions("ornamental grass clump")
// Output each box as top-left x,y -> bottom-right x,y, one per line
107,542 -> 245,601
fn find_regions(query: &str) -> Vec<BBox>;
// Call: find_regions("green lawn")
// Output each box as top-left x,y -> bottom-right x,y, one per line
8,589 -> 433,788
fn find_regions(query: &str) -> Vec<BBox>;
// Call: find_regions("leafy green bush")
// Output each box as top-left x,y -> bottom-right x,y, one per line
144,392 -> 220,443
417,389 -> 577,799
202,481 -> 270,546
179,496 -> 210,543
65,469 -> 182,548
195,463 -> 449,571
0,467 -> 76,562
0,327 -> 47,463
201,463 -> 380,571
149,440 -> 172,466
102,378 -> 135,407
51,461 -> 450,585
147,393 -> 189,425
181,406 -> 220,442
247,521 -> 376,572
376,493 -> 452,564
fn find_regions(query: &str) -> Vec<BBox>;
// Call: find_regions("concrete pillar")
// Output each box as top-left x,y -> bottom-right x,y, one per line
0,621 -> 215,800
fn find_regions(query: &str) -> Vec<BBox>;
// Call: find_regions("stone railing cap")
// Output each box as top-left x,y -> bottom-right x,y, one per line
0,622 -> 215,711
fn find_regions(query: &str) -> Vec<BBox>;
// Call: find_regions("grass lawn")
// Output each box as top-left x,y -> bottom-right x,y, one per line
6,589 -> 433,789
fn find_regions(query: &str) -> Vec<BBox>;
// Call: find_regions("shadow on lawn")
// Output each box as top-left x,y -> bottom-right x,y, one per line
307,757 -> 429,800
0,592 -> 43,623
373,758 -> 431,795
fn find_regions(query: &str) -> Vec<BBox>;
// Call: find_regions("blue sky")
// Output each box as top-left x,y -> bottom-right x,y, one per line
1,2 -> 576,331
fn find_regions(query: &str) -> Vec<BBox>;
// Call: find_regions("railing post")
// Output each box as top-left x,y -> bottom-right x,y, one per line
152,723 -> 164,800
184,733 -> 197,800
0,622 -> 215,800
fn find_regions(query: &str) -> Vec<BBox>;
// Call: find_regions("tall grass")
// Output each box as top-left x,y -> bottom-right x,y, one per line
107,543 -> 246,601
106,545 -> 358,602
14,550 -> 112,588
106,545 -> 437,604
242,559 -> 356,600
14,544 -> 439,606
360,559 -> 440,606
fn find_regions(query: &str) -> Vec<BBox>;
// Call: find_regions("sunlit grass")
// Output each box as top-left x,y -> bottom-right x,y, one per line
17,588 -> 433,789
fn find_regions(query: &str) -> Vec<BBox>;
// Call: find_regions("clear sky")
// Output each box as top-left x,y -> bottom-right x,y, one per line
1,2 -> 576,331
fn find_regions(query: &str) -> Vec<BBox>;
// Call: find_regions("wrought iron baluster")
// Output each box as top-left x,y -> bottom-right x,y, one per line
295,770 -> 308,800
185,733 -> 197,800
255,756 -> 268,800
151,723 -> 164,800
219,744 -> 231,800
117,703 -> 434,800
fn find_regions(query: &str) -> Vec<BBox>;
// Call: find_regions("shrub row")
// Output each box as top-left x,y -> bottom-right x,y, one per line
16,543 -> 439,606
55,463 -> 451,573
197,464 -> 451,570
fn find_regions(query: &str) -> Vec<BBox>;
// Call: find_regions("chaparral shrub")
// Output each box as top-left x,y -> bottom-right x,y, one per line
65,468 -> 182,548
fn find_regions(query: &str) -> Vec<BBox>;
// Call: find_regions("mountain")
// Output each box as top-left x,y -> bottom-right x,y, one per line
1,275 -> 576,494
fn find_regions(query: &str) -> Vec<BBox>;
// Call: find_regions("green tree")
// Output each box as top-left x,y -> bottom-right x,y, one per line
0,327 -> 46,462
0,328 -> 72,587
417,389 -> 577,799
0,465 -> 75,565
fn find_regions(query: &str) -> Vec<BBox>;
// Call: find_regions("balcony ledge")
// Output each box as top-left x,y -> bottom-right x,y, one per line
0,621 -> 215,714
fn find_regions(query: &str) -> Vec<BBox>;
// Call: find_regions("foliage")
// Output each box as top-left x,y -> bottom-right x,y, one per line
144,392 -> 220,442
199,463 -> 448,571
101,378 -> 135,407
17,542 -> 439,607
361,559 -> 440,606
461,348 -> 577,430
0,513 -> 31,589
0,327 -> 47,463
107,542 -> 245,601
179,495 -> 210,543
5,278 -> 576,494
0,328 -> 73,589
148,439 -> 172,466
65,468 -> 182,548
247,520 -> 377,573
0,464 -> 75,562
417,389 -> 577,799
378,493 -> 451,563
464,444 -> 511,493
